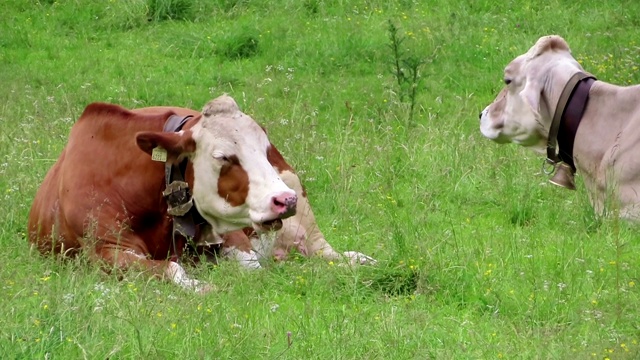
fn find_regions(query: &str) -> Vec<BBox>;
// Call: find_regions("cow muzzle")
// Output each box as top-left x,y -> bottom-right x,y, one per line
252,191 -> 297,233
271,192 -> 297,218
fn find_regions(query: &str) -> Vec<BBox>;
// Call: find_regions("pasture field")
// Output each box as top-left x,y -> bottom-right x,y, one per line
2,0 -> 640,358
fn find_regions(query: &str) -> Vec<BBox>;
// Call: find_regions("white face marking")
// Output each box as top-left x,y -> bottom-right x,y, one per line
188,95 -> 296,234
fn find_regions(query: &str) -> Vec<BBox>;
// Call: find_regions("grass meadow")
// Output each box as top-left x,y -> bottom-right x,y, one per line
2,0 -> 640,358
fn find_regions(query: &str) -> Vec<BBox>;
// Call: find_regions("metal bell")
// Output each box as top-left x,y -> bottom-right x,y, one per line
549,162 -> 576,190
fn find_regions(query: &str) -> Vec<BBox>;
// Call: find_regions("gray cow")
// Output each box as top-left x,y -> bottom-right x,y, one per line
480,35 -> 640,219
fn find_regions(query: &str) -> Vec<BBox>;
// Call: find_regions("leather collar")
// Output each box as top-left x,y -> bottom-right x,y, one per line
546,72 -> 596,171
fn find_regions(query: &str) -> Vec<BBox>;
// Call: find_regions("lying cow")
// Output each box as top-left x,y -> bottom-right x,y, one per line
28,95 -> 298,292
134,106 -> 376,268
480,35 -> 640,219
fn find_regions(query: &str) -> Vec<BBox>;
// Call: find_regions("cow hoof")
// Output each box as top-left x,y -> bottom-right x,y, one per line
342,251 -> 377,266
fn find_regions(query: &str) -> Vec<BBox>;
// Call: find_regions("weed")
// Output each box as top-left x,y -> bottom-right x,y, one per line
387,19 -> 426,126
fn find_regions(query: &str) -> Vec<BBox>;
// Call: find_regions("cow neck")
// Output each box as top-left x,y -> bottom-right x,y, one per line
546,72 -> 597,172
162,115 -> 205,260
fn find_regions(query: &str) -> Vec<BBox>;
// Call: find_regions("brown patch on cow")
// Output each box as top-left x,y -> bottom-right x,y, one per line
217,155 -> 249,206
222,230 -> 253,252
28,102 -> 194,264
266,145 -> 307,197
81,102 -> 139,121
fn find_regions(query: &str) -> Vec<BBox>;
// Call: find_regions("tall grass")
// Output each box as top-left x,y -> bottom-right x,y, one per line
2,0 -> 640,358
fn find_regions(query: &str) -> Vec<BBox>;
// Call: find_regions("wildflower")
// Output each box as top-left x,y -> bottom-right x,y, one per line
629,281 -> 635,287
557,283 -> 567,291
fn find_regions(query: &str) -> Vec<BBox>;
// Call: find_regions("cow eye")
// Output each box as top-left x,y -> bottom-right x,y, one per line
212,153 -> 230,162
504,79 -> 512,85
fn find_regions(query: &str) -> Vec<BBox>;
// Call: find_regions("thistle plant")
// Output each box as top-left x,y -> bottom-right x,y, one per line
387,19 -> 426,127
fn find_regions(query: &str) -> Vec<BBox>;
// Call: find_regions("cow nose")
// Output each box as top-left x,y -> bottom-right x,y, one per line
271,192 -> 297,218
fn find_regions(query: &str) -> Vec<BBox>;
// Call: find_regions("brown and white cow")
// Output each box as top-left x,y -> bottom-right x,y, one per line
28,94 -> 297,292
135,106 -> 376,268
480,35 -> 640,219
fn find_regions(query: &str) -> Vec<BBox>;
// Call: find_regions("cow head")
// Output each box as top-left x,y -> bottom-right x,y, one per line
136,94 -> 297,233
479,35 -> 586,152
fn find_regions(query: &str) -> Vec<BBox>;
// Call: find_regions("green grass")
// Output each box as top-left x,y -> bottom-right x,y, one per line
2,0 -> 640,358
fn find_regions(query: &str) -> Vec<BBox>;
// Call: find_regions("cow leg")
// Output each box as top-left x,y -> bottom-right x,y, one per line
275,221 -> 376,265
277,170 -> 376,266
97,245 -> 213,293
221,231 -> 262,269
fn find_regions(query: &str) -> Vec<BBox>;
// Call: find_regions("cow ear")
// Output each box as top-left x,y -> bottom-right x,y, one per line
135,131 -> 196,163
519,78 -> 542,116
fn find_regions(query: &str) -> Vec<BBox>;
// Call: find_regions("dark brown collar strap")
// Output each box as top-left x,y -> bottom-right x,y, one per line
546,72 -> 596,171
161,115 -> 198,260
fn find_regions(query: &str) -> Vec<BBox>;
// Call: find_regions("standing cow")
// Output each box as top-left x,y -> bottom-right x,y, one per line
480,35 -> 640,219
28,95 -> 297,292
